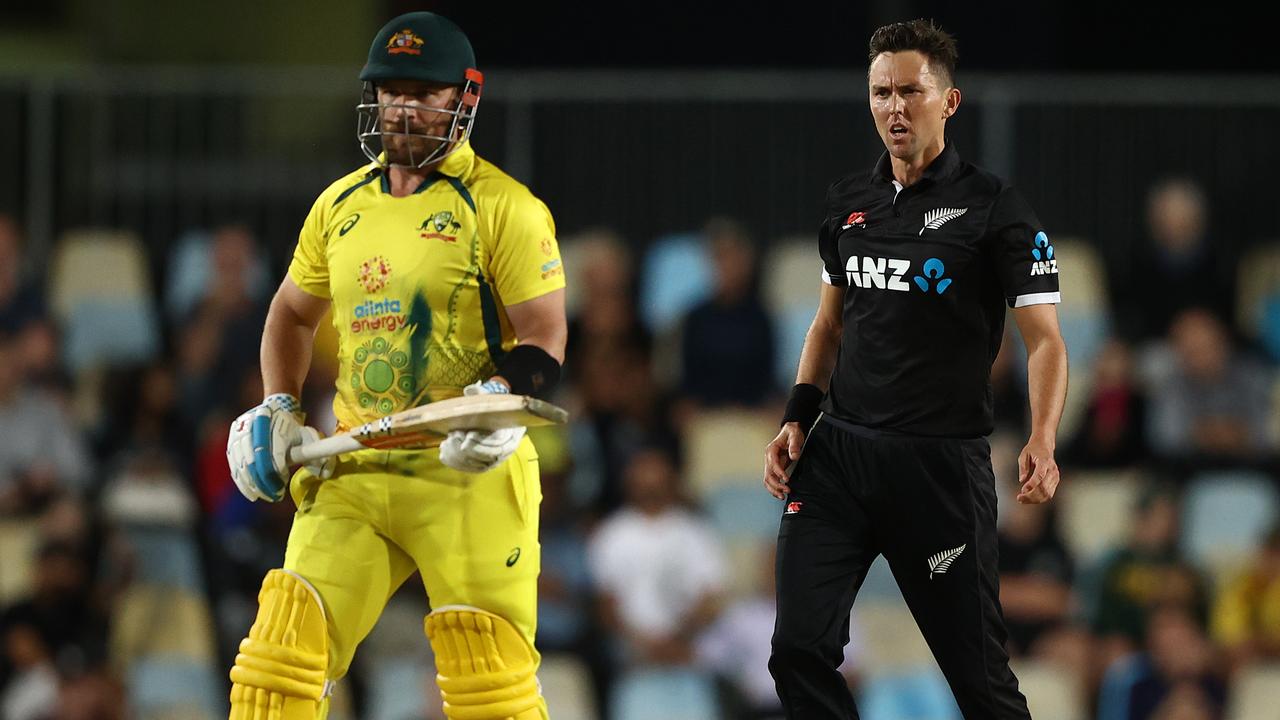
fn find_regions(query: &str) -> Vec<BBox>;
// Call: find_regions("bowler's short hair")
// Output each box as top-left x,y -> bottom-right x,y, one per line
868,19 -> 959,88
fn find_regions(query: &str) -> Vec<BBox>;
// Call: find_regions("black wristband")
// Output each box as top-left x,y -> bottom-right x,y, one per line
495,344 -> 562,398
781,383 -> 824,428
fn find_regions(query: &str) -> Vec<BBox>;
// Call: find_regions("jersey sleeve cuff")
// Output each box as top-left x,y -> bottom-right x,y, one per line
1010,291 -> 1061,308
821,269 -> 847,287
287,265 -> 332,299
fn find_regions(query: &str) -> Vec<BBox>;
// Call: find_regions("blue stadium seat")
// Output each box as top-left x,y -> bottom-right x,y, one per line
775,305 -> 814,390
1095,654 -> 1149,720
638,234 -> 712,333
539,654 -> 598,720
121,525 -> 205,592
1182,471 -> 1280,571
366,658 -> 430,720
706,483 -> 782,540
127,655 -> 222,720
62,299 -> 160,373
859,668 -> 962,720
610,668 -> 721,720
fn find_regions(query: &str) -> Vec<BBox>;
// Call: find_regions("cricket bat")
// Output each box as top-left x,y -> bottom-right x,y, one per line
286,394 -> 568,464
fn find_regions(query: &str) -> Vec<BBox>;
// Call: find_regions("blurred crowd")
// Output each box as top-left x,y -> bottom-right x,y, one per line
0,174 -> 1278,719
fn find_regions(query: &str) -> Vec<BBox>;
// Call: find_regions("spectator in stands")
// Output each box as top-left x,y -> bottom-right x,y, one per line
1148,308 -> 1273,459
571,335 -> 680,515
174,224 -> 270,426
0,216 -> 64,394
1097,605 -> 1226,720
0,215 -> 46,338
0,622 -> 57,720
697,542 -> 863,718
588,446 -> 726,667
679,217 -> 776,408
0,332 -> 92,514
997,497 -> 1076,657
1091,486 -> 1210,669
990,326 -> 1028,436
0,541 -> 107,685
1115,178 -> 1234,341
565,229 -> 650,374
1211,523 -> 1280,674
1064,339 -> 1149,468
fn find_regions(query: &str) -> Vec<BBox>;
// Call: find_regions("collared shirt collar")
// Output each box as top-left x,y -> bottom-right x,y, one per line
376,140 -> 476,194
872,141 -> 961,187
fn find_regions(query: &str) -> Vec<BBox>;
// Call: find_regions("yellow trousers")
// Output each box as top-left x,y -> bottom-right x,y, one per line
283,437 -> 542,682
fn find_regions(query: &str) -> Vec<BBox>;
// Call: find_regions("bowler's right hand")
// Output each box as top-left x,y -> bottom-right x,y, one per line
764,422 -> 805,499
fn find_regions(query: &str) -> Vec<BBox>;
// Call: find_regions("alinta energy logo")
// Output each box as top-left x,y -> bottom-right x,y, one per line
358,256 -> 392,294
354,256 -> 405,334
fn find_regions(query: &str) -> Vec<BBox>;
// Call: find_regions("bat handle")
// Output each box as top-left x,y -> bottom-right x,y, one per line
287,435 -> 363,465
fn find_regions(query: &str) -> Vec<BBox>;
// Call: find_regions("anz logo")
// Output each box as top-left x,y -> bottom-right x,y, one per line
845,255 -> 912,291
845,256 -> 952,295
1030,232 -> 1059,276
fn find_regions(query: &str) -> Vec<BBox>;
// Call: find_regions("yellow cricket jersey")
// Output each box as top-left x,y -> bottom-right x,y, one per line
288,141 -> 564,431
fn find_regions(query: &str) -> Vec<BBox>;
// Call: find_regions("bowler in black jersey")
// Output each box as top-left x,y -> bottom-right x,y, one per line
763,19 -> 1069,719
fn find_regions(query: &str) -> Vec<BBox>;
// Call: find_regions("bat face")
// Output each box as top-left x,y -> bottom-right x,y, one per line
349,394 -> 567,448
287,394 -> 569,465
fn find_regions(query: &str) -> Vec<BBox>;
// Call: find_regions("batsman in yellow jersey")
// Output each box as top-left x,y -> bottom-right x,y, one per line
222,12 -> 566,720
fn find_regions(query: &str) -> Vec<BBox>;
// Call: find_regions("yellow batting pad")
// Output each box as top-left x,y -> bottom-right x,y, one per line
425,607 -> 547,720
230,569 -> 331,720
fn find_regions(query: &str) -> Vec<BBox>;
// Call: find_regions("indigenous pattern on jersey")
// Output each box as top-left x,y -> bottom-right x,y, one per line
288,141 -> 563,430
816,143 -> 1059,437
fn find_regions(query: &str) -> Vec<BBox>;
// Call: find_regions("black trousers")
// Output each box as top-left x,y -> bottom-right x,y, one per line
769,416 -> 1031,719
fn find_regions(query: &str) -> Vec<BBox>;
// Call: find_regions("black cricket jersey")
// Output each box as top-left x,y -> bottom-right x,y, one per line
817,143 -> 1060,437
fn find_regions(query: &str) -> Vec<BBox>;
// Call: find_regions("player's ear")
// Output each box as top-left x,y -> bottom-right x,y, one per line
943,86 -> 961,119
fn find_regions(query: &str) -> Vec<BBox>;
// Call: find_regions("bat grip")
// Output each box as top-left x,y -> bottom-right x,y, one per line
287,435 -> 363,465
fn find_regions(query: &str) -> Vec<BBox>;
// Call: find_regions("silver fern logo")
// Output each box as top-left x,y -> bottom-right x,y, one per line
919,207 -> 968,236
927,543 -> 967,579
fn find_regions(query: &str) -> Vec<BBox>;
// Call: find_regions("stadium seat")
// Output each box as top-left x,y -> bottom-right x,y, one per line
0,519 -> 38,605
61,298 -> 160,372
762,239 -> 821,315
1234,242 -> 1280,344
1011,659 -> 1085,720
163,229 -> 269,323
1057,470 -> 1143,568
1182,471 -> 1280,574
127,655 -> 222,720
1226,663 -> 1280,720
1095,654 -> 1149,720
859,668 -> 962,720
118,525 -> 205,592
49,230 -> 160,372
685,409 -> 780,499
111,585 -> 217,668
854,601 -> 936,676
706,483 -> 782,540
775,304 -> 815,390
539,654 -> 598,720
609,668 -> 721,720
856,556 -> 904,603
49,230 -> 152,317
638,233 -> 712,333
1051,239 -> 1108,313
366,657 -> 432,720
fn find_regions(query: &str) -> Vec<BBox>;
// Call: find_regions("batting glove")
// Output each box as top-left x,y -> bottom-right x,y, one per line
227,394 -> 333,502
438,380 -> 526,473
